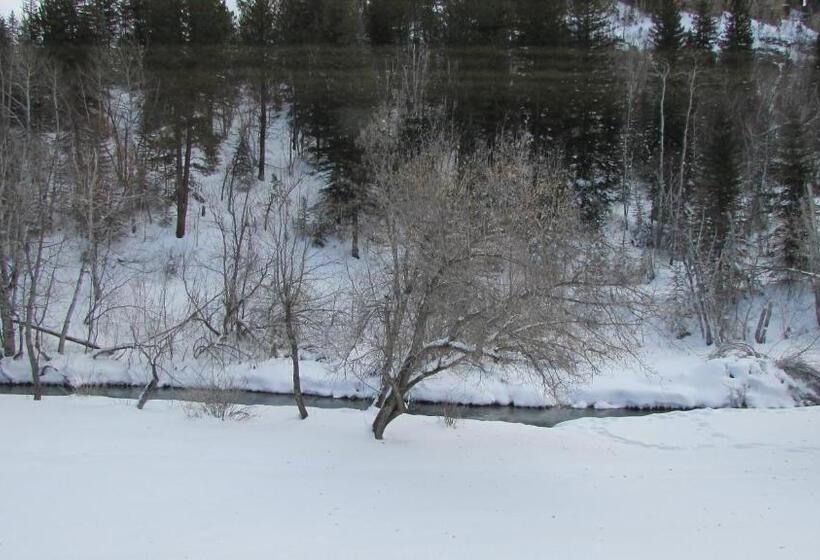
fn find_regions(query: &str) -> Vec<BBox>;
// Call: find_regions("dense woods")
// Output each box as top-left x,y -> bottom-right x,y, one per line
0,0 -> 819,437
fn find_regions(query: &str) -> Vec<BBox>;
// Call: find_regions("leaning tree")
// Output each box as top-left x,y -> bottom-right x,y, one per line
346,115 -> 643,439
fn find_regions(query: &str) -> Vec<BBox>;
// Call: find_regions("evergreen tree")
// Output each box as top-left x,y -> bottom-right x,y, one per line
366,0 -> 438,45
82,0 -> 120,45
442,0 -> 513,45
774,108 -> 812,270
651,0 -> 684,53
238,0 -> 277,179
187,0 -> 233,45
121,0 -> 149,44
567,0 -> 614,50
697,105 -> 742,250
237,0 -> 277,46
815,32 -> 820,71
142,0 -> 186,45
277,0 -> 316,43
0,16 -> 9,47
514,0 -> 567,47
687,0 -> 716,51
318,0 -> 360,44
722,0 -> 754,55
278,0 -> 360,44
31,0 -> 83,46
5,12 -> 20,43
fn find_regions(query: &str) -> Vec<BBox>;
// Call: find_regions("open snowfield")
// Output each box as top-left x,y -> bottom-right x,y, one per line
1,395 -> 818,560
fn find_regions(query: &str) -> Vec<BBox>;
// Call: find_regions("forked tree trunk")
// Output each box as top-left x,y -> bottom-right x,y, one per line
372,390 -> 405,440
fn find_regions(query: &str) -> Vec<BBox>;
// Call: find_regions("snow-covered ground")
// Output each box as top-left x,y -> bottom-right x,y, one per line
1,395 -> 818,559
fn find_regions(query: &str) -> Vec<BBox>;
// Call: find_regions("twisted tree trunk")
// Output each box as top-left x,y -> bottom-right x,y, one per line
372,389 -> 405,440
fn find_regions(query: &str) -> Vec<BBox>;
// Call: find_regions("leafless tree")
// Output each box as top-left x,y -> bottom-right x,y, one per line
263,175 -> 320,419
345,119 -> 643,439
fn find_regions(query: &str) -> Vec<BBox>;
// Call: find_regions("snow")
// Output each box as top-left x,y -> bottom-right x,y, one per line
3,16 -> 819,415
0,340 -> 805,410
1,395 -> 818,559
614,1 -> 818,55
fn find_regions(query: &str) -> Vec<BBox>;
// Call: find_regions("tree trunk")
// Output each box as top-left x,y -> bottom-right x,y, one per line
815,282 -> 820,328
0,252 -> 15,357
175,125 -> 193,239
59,264 -> 86,354
136,365 -> 159,410
258,78 -> 267,181
372,390 -> 404,440
285,308 -> 308,419
25,323 -> 41,401
351,208 -> 360,259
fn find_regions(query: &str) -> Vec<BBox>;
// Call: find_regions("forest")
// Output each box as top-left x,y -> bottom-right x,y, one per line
0,0 -> 819,440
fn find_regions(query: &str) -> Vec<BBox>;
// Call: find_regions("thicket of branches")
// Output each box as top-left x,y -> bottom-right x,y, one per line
0,0 -> 819,438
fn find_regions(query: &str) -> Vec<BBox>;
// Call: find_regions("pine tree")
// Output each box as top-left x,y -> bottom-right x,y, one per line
651,0 -> 685,53
698,105 -> 741,250
514,0 -> 567,47
81,0 -> 120,45
774,108 -> 812,270
141,0 -> 186,45
237,0 -> 277,46
687,0 -> 716,51
277,0 -> 360,44
365,0 -> 403,45
815,32 -> 820,71
366,0 -> 438,45
318,0 -> 360,44
238,0 -> 277,179
722,0 -> 754,55
0,16 -> 9,47
5,12 -> 20,43
31,0 -> 83,46
567,0 -> 614,50
277,0 -> 315,43
442,0 -> 513,45
187,0 -> 233,45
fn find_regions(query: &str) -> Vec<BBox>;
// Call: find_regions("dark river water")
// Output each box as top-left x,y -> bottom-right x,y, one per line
0,384 -> 656,428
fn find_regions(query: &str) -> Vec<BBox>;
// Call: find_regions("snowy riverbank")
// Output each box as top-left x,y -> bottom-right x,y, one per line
1,395 -> 818,559
0,340 -> 811,410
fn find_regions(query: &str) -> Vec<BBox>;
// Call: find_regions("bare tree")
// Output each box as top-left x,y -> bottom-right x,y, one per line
264,174 -> 324,419
346,121 -> 643,439
212,131 -> 268,343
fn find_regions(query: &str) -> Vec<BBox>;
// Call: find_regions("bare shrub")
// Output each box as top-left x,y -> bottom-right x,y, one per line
440,402 -> 461,429
776,355 -> 820,403
182,369 -> 251,422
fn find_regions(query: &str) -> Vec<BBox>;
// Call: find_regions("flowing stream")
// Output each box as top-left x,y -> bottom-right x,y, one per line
0,385 -> 657,428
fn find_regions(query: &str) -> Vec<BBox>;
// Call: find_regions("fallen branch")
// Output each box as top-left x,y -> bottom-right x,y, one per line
12,320 -> 101,350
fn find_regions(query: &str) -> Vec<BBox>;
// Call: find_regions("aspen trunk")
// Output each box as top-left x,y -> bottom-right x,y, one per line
285,307 -> 308,420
